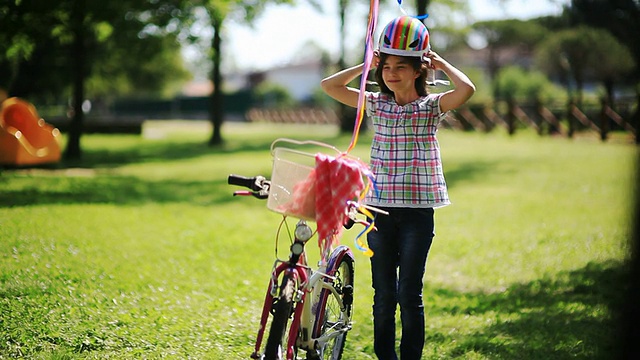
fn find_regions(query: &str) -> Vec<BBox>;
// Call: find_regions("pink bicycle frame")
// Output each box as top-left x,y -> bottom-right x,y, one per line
252,261 -> 309,359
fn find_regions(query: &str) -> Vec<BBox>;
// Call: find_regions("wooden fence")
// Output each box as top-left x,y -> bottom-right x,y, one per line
246,98 -> 639,143
245,107 -> 339,125
445,98 -> 638,143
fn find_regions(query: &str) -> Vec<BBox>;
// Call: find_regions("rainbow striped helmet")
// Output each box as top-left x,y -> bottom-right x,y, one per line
378,16 -> 430,57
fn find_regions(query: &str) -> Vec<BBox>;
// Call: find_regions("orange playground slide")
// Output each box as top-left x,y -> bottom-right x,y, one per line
0,97 -> 61,166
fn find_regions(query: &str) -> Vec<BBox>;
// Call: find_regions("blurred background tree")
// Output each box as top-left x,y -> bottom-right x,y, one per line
535,26 -> 635,106
176,0 -> 321,145
493,66 -> 565,104
472,19 -> 549,98
253,82 -> 295,108
565,0 -> 640,82
0,0 -> 191,159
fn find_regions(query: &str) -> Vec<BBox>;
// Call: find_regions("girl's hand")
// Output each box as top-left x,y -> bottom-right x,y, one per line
426,50 -> 476,112
372,50 -> 380,68
424,50 -> 447,71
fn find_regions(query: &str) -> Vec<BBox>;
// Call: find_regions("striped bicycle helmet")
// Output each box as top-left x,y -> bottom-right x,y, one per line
378,16 -> 430,58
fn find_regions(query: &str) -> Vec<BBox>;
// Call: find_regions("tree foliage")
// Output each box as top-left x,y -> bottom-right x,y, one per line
535,26 -> 635,104
565,0 -> 640,80
0,0 -> 191,159
0,0 -> 188,101
472,19 -> 549,80
473,19 -> 549,49
253,82 -> 295,108
494,66 -> 564,103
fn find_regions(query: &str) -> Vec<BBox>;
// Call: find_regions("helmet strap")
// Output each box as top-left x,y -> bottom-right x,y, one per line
421,52 -> 430,63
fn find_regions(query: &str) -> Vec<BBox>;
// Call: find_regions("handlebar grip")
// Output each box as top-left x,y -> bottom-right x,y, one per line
228,174 -> 258,189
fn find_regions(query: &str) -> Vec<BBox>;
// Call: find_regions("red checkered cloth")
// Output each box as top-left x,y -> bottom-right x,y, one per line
314,153 -> 365,248
278,168 -> 317,220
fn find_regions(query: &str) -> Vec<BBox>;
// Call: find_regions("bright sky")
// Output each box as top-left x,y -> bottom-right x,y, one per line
222,0 -> 568,71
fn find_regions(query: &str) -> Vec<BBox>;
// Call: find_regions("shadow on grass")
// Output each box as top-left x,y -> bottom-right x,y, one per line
53,139 -> 273,170
58,133 -> 346,169
0,159 -> 505,208
0,176 -> 236,208
0,133 -> 343,207
0,131 -> 346,172
444,160 -> 508,189
427,260 -> 630,359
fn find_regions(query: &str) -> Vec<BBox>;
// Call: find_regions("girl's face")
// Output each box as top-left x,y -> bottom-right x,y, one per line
381,55 -> 420,94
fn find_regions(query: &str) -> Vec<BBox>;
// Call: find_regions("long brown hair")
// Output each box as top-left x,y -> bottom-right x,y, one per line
374,53 -> 429,97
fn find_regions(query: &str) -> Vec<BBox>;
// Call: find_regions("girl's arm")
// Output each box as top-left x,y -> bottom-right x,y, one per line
427,51 -> 476,112
320,63 -> 366,108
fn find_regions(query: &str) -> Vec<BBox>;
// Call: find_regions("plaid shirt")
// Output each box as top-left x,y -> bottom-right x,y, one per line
364,91 -> 450,208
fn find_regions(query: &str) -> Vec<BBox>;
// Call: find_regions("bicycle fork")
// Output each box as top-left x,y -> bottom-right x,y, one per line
251,221 -> 313,360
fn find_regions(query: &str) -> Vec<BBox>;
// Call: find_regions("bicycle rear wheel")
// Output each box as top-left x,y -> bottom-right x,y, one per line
310,256 -> 354,360
264,275 -> 297,360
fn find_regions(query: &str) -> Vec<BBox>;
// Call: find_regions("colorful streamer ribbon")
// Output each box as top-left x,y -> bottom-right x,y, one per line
346,0 -> 379,154
343,0 -> 380,257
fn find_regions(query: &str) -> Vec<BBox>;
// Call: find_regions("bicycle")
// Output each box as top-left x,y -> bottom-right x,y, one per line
228,139 -> 383,360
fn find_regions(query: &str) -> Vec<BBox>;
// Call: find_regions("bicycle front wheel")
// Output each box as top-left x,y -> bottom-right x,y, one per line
264,274 -> 296,360
311,255 -> 354,360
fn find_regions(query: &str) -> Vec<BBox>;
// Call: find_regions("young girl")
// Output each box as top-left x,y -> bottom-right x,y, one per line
321,16 -> 475,360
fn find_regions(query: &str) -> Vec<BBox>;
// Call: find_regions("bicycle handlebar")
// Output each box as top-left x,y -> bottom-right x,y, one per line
228,174 -> 270,199
228,174 -> 263,191
228,174 -> 388,223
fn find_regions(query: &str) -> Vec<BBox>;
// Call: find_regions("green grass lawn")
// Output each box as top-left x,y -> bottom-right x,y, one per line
1,121 -> 637,359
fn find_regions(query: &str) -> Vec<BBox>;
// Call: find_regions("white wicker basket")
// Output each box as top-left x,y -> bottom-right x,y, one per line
266,139 -> 341,221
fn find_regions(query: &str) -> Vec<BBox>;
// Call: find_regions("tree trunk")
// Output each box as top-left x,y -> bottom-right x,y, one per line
567,99 -> 576,138
572,68 -> 584,107
603,77 -> 615,111
64,0 -> 86,160
488,47 -> 500,99
506,97 -> 516,136
599,98 -> 609,142
416,0 -> 429,19
208,17 -> 223,146
338,0 -> 346,70
337,0 -> 354,133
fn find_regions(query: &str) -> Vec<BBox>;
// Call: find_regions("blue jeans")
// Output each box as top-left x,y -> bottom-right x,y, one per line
367,207 -> 435,360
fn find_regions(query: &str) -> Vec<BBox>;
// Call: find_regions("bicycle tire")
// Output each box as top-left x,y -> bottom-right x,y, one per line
310,255 -> 354,360
264,274 -> 296,360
